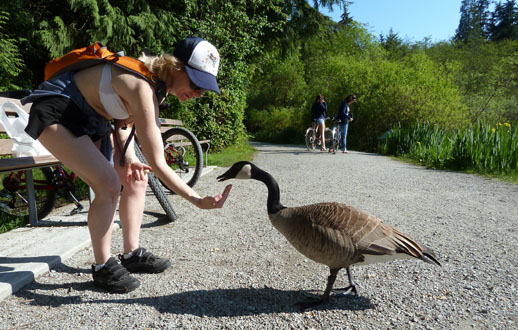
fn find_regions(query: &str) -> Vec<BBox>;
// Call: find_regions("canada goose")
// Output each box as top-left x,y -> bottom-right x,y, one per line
217,161 -> 441,310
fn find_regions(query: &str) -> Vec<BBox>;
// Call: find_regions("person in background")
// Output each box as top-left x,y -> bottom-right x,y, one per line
311,94 -> 327,151
21,37 -> 232,293
336,94 -> 356,153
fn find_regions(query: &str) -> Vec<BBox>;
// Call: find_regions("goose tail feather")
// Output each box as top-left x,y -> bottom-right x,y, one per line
392,229 -> 441,266
421,246 -> 441,267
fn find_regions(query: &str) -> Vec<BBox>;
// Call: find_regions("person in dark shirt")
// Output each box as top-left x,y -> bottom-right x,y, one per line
311,94 -> 328,151
336,94 -> 356,153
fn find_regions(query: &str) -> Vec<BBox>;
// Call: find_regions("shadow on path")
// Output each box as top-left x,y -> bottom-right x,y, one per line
16,281 -> 375,316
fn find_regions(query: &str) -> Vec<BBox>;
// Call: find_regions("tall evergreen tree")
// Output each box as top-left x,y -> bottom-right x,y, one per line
380,29 -> 403,49
455,0 -> 492,42
0,11 -> 25,90
339,1 -> 353,26
489,0 -> 518,41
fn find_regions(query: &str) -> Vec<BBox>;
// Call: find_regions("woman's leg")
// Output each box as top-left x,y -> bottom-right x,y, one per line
38,124 -> 120,265
112,141 -> 171,273
312,122 -> 317,148
343,123 -> 349,151
319,122 -> 326,149
112,147 -> 148,255
339,124 -> 347,151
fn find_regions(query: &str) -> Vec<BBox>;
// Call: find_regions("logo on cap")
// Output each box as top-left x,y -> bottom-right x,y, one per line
209,53 -> 218,70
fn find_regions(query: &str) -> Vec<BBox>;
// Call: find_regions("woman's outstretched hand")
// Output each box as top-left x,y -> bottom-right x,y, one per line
197,184 -> 232,209
126,162 -> 153,182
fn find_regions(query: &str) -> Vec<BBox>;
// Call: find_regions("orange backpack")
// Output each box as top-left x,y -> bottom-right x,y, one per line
44,42 -> 165,101
44,42 -> 167,166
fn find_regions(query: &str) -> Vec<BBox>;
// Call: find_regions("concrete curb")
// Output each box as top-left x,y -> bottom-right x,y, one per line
0,220 -> 95,301
0,165 -> 216,301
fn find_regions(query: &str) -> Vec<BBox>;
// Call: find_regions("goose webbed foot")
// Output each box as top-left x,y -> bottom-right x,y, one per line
330,266 -> 358,297
332,283 -> 358,297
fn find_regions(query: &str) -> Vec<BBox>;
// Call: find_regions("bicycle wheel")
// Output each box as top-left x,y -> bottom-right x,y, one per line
161,127 -> 203,191
324,128 -> 333,151
331,128 -> 339,154
0,167 -> 57,223
305,127 -> 316,151
134,143 -> 178,222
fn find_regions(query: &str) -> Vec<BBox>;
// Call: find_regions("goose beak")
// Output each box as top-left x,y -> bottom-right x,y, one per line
216,170 -> 231,182
217,173 -> 229,182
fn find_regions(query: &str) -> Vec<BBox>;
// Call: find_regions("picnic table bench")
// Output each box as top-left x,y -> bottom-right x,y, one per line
0,96 -> 61,225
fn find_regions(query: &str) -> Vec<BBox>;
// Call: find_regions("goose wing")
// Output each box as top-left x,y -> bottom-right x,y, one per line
280,203 -> 427,259
329,203 -> 431,261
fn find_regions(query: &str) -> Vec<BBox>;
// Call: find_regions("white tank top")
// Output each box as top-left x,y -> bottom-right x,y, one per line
99,64 -> 130,119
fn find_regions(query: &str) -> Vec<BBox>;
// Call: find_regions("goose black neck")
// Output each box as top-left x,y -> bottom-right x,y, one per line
252,166 -> 285,214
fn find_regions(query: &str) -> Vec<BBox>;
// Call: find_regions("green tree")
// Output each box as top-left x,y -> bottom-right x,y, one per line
455,0 -> 492,42
489,0 -> 518,41
0,11 -> 25,90
379,28 -> 411,60
0,0 -> 288,151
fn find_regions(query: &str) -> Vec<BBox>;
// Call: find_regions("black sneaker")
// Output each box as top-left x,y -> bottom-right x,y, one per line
119,247 -> 171,273
92,257 -> 140,293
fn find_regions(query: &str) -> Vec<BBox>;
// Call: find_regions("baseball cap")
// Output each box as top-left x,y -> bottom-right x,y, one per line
173,37 -> 221,94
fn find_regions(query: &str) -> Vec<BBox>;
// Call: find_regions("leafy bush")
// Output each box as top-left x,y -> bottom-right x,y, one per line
0,0 -> 289,151
0,11 -> 25,91
246,106 -> 307,144
246,24 -> 469,152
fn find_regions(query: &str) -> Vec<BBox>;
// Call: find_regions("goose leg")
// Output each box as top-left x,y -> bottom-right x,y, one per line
332,266 -> 358,296
295,268 -> 339,311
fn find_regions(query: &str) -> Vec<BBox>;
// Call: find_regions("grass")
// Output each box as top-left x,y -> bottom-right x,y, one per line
0,213 -> 24,234
388,155 -> 518,184
206,140 -> 258,167
379,121 -> 518,184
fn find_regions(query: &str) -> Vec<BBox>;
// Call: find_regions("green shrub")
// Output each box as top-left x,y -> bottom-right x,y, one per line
246,106 -> 306,144
379,121 -> 517,174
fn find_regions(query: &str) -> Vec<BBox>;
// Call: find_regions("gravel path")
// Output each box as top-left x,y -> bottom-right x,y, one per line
1,142 -> 517,329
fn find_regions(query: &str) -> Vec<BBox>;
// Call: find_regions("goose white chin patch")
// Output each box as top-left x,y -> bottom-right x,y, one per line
236,164 -> 253,179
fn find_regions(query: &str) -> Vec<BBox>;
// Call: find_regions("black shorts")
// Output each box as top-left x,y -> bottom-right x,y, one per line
25,96 -> 112,161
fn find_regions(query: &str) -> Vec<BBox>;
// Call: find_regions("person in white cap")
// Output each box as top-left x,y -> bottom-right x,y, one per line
22,37 -> 231,293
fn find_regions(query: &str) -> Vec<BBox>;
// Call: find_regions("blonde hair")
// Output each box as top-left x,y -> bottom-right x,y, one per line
139,53 -> 184,84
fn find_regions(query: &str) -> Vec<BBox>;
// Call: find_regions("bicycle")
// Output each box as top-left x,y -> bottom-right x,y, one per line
159,127 -> 203,192
0,134 -> 187,224
0,165 -> 84,222
0,125 -> 206,224
329,118 -> 341,154
305,118 -> 333,152
0,142 -> 181,224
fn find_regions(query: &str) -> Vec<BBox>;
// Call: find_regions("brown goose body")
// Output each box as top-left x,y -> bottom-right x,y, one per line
217,161 -> 440,310
271,202 -> 436,270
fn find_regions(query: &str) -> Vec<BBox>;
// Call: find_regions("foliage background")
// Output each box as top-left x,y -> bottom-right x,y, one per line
246,0 -> 517,152
0,0 -> 288,151
0,0 -> 517,152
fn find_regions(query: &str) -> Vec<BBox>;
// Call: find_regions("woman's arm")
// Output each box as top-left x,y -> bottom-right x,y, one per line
115,73 -> 230,209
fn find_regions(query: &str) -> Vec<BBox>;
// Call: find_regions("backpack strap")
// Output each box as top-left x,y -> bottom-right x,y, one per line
119,125 -> 136,167
119,102 -> 170,167
45,42 -> 166,102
